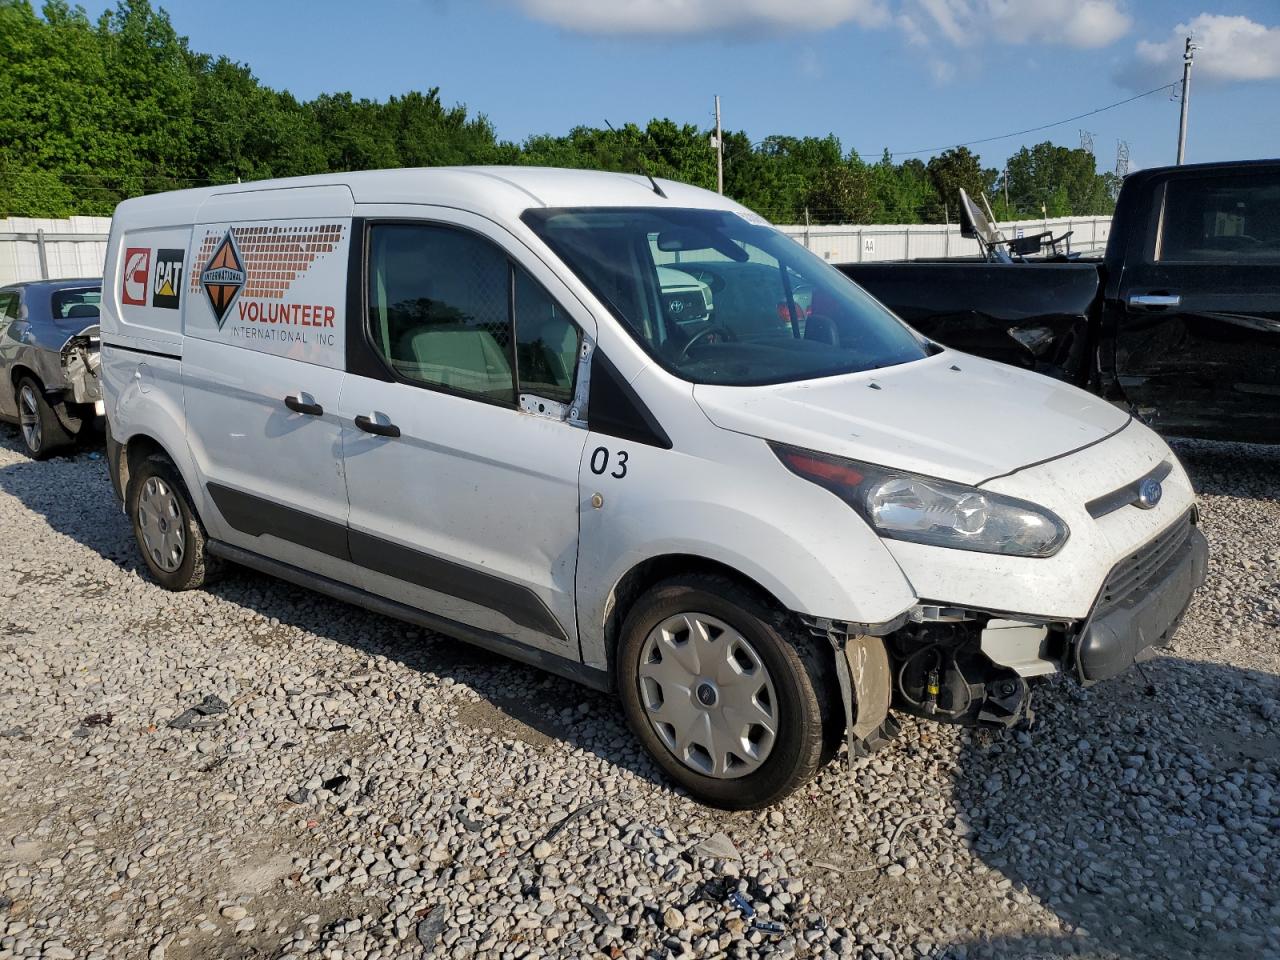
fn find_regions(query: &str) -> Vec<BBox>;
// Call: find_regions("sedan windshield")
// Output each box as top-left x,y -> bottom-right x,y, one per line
523,207 -> 928,386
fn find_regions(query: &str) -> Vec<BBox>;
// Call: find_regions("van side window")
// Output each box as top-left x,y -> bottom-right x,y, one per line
368,224 -> 516,403
514,266 -> 581,405
367,223 -> 582,407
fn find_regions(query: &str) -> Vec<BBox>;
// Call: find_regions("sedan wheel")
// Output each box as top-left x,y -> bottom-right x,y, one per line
14,376 -> 71,460
18,383 -> 42,455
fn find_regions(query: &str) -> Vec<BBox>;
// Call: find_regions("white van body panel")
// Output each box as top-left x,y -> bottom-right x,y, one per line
180,198 -> 354,583
574,362 -> 919,671
884,421 -> 1195,619
694,351 -> 1131,487
337,203 -> 598,656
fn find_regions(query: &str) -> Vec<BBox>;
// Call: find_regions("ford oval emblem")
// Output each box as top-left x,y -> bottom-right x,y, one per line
1136,477 -> 1163,509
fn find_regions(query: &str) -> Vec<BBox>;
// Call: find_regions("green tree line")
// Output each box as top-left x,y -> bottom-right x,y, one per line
0,0 -> 1120,223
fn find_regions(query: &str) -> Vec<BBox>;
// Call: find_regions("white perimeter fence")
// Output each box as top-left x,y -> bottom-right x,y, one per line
2,214 -> 1112,285
775,215 -> 1112,262
0,216 -> 113,285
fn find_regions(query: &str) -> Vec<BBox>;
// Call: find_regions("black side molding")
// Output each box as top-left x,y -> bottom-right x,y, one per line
588,352 -> 672,449
348,531 -> 567,641
101,341 -> 182,361
207,539 -> 608,692
205,482 -> 568,642
207,482 -> 351,561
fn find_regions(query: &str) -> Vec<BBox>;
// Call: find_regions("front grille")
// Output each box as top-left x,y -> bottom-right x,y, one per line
1097,512 -> 1193,611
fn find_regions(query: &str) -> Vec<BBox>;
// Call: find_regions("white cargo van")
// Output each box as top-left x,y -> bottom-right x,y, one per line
100,168 -> 1208,808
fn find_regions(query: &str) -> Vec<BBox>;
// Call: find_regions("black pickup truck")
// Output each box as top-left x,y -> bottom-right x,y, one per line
839,159 -> 1280,445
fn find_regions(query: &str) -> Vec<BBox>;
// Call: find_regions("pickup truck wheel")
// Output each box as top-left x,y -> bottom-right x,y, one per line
16,377 -> 71,459
618,574 -> 829,809
126,454 -> 221,591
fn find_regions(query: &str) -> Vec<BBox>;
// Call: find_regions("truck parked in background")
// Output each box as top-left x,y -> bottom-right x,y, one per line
839,159 -> 1280,445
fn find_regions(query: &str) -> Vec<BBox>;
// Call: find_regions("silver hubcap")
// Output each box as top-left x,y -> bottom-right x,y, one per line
18,385 -> 41,453
637,612 -> 778,779
137,477 -> 185,573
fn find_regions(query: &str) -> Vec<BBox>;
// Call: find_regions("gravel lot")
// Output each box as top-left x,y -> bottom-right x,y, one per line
0,427 -> 1277,960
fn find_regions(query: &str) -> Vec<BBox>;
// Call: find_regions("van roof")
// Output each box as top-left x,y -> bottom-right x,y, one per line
111,166 -> 749,226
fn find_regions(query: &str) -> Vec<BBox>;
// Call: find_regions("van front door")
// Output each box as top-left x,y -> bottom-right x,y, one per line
338,213 -> 593,658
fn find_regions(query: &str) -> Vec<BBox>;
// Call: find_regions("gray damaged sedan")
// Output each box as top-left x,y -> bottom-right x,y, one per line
0,278 -> 103,458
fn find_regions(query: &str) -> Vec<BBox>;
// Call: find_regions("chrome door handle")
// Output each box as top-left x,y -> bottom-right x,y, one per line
1128,293 -> 1182,310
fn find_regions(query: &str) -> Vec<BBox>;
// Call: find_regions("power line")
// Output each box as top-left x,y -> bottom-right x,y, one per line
881,80 -> 1180,158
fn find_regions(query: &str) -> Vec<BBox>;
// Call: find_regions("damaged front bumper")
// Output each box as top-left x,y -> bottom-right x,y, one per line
808,511 -> 1209,747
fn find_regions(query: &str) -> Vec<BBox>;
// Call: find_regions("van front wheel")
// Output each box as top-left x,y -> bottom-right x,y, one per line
617,574 -> 831,809
126,454 -> 220,591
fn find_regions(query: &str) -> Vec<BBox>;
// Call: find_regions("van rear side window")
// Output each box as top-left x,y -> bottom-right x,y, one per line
366,223 -> 581,406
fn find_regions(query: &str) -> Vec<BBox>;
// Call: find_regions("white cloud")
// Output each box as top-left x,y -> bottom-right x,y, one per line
798,46 -> 824,79
505,0 -> 890,36
929,58 -> 956,83
1134,14 -> 1280,84
905,0 -> 1131,49
915,0 -> 970,46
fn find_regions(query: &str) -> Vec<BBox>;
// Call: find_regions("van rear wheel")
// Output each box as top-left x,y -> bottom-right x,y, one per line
126,453 -> 220,590
617,574 -> 831,809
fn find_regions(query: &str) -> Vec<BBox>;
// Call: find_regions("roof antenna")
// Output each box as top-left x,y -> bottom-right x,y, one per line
605,119 -> 667,198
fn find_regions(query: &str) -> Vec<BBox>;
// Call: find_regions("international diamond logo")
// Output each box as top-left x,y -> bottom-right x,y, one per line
200,230 -> 246,328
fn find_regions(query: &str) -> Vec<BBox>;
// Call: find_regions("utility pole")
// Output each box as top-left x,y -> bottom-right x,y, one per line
1177,36 -> 1195,165
712,95 -> 724,194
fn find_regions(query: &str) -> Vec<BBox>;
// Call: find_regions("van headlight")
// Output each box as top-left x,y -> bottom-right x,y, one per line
772,443 -> 1068,558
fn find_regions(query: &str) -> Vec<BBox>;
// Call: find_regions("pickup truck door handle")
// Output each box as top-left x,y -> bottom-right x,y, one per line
1128,293 -> 1182,310
354,414 -> 401,438
283,394 -> 323,416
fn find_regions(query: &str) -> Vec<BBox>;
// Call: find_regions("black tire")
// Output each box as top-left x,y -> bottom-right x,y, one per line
15,376 -> 72,460
617,573 -> 835,809
126,453 -> 221,590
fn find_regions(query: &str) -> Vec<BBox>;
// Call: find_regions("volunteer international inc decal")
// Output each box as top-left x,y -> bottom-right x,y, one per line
200,231 -> 247,327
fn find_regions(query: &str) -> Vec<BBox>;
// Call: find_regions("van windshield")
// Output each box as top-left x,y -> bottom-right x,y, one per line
523,207 -> 928,386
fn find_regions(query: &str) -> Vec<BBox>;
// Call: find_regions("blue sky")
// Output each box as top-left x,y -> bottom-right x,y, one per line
86,0 -> 1280,172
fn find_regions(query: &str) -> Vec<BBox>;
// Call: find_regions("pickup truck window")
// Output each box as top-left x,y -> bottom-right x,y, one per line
524,207 -> 928,387
1158,173 -> 1280,263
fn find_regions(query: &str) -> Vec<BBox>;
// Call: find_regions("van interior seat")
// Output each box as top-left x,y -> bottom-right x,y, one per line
65,303 -> 99,318
397,326 -> 512,396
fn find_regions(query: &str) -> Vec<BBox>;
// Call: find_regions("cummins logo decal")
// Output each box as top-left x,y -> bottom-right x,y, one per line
121,248 -> 150,306
200,231 -> 246,327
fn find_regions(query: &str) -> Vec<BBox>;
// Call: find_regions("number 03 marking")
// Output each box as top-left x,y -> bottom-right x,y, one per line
590,446 -> 629,479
